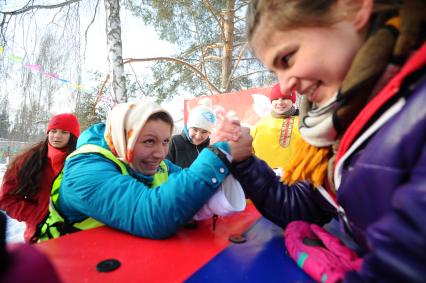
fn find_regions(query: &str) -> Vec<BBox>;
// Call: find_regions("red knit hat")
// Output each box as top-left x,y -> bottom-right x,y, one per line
269,84 -> 296,103
46,113 -> 80,138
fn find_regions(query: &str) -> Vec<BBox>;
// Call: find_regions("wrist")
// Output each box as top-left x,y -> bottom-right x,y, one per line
212,141 -> 230,154
208,145 -> 231,169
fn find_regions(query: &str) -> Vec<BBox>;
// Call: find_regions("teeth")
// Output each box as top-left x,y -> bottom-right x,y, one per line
303,83 -> 319,97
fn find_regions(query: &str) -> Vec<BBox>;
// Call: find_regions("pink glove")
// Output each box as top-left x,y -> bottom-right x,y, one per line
284,221 -> 363,283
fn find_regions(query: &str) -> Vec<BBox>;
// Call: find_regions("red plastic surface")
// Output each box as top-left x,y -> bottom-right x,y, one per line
36,204 -> 260,283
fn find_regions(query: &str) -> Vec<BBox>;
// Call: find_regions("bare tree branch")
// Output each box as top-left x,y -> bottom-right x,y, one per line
123,57 -> 221,93
93,74 -> 111,116
204,55 -> 222,61
0,0 -> 81,16
128,62 -> 144,94
188,3 -> 208,79
83,0 -> 101,58
0,0 -> 82,45
225,41 -> 247,90
204,42 -> 223,50
231,69 -> 270,81
202,0 -> 225,39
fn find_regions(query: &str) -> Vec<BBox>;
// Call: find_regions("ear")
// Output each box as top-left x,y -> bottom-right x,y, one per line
352,0 -> 373,31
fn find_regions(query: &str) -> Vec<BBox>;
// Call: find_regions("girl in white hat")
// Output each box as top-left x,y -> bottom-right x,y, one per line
167,98 -> 215,168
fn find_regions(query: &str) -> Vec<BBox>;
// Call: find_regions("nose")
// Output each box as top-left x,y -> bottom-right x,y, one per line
277,74 -> 298,94
153,144 -> 167,159
191,131 -> 202,141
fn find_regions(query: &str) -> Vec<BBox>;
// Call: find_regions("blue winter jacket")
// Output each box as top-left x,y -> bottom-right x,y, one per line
57,123 -> 231,239
232,46 -> 426,282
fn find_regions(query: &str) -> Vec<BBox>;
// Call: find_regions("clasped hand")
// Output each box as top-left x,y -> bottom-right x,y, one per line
210,111 -> 252,163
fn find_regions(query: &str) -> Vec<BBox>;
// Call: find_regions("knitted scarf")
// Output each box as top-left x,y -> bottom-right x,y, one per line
282,0 -> 425,190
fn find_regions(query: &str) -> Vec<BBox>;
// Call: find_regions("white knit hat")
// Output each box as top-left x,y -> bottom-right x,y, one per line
187,98 -> 215,132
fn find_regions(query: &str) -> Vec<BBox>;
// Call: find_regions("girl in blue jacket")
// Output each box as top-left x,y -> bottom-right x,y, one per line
39,100 -> 252,240
232,0 -> 425,282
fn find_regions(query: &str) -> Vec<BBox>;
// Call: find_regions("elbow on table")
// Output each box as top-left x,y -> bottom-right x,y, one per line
132,222 -> 180,240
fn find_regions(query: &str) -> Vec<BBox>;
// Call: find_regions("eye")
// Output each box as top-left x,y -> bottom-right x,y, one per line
163,139 -> 170,146
275,51 -> 294,69
281,54 -> 293,68
143,139 -> 155,145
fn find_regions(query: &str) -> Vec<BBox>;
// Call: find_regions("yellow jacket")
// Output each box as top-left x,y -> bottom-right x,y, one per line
251,116 -> 300,168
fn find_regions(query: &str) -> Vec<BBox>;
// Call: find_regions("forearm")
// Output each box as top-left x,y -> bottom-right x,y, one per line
60,149 -> 229,239
141,149 -> 230,238
232,156 -> 334,228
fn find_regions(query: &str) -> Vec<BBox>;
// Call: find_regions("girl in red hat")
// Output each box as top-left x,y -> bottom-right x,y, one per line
0,113 -> 80,242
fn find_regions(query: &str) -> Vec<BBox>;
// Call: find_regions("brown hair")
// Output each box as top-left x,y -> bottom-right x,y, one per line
6,134 -> 78,203
247,1 -> 338,41
246,0 -> 401,44
148,111 -> 174,133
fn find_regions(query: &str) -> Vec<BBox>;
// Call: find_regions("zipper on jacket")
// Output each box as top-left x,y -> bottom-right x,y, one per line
318,186 -> 354,235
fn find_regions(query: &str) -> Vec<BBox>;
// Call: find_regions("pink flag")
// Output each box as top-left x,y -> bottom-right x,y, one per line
44,72 -> 59,79
25,64 -> 42,71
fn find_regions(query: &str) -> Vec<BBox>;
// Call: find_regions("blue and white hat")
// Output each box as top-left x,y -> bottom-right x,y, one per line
187,98 -> 216,133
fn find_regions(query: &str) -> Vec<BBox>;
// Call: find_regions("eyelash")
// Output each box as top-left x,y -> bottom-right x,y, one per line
50,130 -> 68,134
143,139 -> 170,145
278,53 -> 293,69
143,139 -> 155,145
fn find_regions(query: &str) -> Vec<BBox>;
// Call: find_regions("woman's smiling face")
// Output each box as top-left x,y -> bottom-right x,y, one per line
271,98 -> 293,115
252,19 -> 364,107
131,119 -> 172,175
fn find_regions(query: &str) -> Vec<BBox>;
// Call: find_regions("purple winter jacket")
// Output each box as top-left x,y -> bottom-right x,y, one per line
232,55 -> 426,281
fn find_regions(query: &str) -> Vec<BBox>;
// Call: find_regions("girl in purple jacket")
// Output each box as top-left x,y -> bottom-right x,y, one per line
233,0 -> 425,282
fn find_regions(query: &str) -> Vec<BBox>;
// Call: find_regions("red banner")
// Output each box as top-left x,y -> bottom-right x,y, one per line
184,86 -> 273,127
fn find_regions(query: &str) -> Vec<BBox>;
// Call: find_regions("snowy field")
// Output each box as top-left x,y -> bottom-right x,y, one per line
0,163 -> 26,243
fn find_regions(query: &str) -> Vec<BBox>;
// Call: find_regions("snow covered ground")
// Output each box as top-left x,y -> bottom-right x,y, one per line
0,163 -> 5,178
0,163 -> 26,243
2,212 -> 25,243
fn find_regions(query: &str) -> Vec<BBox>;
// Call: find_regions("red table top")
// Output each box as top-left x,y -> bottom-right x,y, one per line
36,204 -> 261,283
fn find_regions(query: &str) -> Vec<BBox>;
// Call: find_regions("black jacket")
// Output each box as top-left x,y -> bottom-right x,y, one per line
166,131 -> 210,168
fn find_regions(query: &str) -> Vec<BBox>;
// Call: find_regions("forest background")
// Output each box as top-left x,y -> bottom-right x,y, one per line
0,0 -> 275,161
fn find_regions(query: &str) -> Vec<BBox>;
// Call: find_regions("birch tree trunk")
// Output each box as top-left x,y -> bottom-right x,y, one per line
221,0 -> 235,92
104,0 -> 127,103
